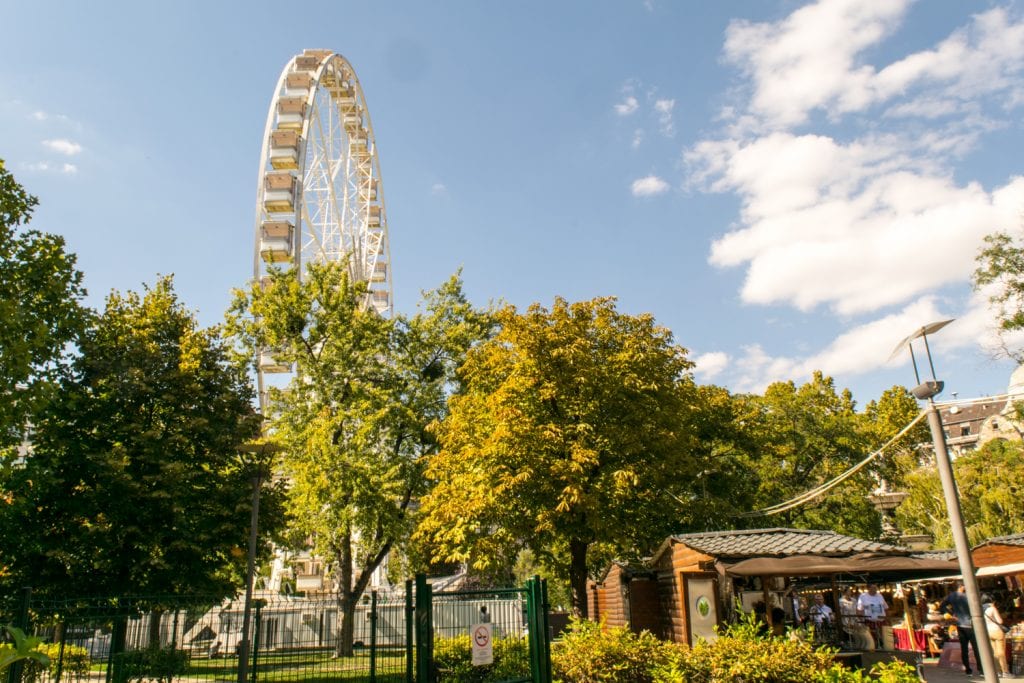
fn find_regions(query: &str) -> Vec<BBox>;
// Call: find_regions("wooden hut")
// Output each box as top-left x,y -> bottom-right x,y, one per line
973,533 -> 1024,575
647,528 -> 941,646
586,562 -> 662,635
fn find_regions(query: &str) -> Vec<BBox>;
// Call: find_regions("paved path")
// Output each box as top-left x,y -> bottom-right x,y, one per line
920,657 -> 1018,681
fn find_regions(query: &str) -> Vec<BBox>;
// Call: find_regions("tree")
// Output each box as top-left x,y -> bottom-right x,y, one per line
974,229 -> 1024,361
0,277 -> 278,600
0,160 -> 86,457
896,438 -> 1024,547
733,372 -> 881,539
414,296 -> 706,617
861,385 -> 929,491
226,263 -> 491,656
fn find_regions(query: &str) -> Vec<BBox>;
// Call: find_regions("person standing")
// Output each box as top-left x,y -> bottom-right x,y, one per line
940,583 -> 984,676
857,584 -> 889,648
808,593 -> 834,625
983,594 -> 1009,675
840,587 -> 874,650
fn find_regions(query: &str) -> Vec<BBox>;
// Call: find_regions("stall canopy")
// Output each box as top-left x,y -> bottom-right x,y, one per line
721,552 -> 958,579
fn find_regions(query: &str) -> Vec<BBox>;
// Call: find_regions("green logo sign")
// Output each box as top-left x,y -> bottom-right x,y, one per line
696,596 -> 710,618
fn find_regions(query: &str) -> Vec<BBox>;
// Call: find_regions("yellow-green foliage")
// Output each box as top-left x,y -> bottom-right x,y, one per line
433,634 -> 530,682
23,643 -> 91,681
552,619 -> 684,683
551,616 -> 919,683
657,632 -> 834,682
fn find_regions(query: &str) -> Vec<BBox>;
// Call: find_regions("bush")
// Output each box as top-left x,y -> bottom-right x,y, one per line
112,645 -> 188,683
433,634 -> 530,682
552,619 -> 683,683
815,660 -> 919,683
652,611 -> 920,683
23,643 -> 91,681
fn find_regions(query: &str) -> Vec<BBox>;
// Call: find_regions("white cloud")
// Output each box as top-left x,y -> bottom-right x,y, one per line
431,182 -> 447,195
615,95 -> 639,116
43,138 -> 82,155
687,0 -> 1024,388
31,111 -> 48,121
631,175 -> 669,197
694,351 -> 729,379
722,2 -> 1024,129
654,98 -> 675,136
728,297 -> 955,392
689,131 -> 1024,316
631,128 -> 644,149
24,161 -> 79,175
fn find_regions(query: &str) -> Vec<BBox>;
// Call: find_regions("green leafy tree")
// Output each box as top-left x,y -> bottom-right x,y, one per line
861,385 -> 929,490
415,297 -> 707,617
974,230 -> 1024,361
734,372 -> 881,539
896,438 -> 1024,546
0,277 -> 279,600
227,264 -> 491,656
0,160 -> 86,458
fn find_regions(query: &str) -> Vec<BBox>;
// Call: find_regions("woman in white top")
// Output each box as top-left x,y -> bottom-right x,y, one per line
983,595 -> 1009,675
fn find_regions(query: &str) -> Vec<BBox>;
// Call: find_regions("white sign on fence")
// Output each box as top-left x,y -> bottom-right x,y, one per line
470,622 -> 493,666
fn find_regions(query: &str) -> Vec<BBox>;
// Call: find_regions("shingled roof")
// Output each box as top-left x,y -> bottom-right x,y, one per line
664,528 -> 902,559
975,532 -> 1024,549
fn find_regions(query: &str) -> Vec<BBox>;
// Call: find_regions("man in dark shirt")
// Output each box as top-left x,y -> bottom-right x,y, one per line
939,583 -> 983,676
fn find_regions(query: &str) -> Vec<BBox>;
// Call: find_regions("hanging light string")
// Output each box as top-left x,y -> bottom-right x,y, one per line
740,410 -> 928,518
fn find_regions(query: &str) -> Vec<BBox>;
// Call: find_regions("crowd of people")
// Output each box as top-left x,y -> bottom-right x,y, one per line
752,580 -> 1019,676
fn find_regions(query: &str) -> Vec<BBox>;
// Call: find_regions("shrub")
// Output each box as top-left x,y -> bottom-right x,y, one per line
23,643 -> 91,681
656,630 -> 834,682
112,645 -> 188,683
815,660 -> 919,683
433,633 -> 530,682
552,619 -> 683,683
651,610 -> 921,683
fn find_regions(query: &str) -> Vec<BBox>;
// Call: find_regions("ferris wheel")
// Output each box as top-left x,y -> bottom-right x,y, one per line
253,49 -> 392,410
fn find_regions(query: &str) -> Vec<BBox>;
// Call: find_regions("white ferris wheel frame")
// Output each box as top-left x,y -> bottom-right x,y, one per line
253,50 -> 393,411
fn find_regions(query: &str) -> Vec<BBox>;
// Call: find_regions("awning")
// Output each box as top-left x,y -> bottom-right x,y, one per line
978,561 -> 1024,577
722,552 -> 958,579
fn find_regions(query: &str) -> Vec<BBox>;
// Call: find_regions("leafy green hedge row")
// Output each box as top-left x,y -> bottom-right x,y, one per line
551,617 -> 920,683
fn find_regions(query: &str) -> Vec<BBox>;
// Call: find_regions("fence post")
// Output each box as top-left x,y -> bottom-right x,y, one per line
405,579 -> 414,683
539,578 -> 552,683
414,574 -> 433,683
369,590 -> 378,683
5,587 -> 31,683
250,600 -> 264,683
106,615 -> 128,683
525,578 -> 540,682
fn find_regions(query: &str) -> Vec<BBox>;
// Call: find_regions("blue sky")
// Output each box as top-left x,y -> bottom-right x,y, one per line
3,0 -> 1023,407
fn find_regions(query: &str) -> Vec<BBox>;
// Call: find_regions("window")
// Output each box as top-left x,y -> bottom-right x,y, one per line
961,426 -> 970,437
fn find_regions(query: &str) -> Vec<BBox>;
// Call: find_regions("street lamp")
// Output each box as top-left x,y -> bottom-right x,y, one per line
890,320 -> 997,682
235,441 -> 279,683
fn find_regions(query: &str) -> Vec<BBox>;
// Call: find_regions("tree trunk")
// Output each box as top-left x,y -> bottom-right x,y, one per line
148,609 -> 163,648
335,531 -> 355,657
569,538 -> 589,619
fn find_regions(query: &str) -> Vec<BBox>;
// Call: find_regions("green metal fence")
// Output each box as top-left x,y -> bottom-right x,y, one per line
4,577 -> 550,683
7,589 -> 411,683
415,575 -> 551,683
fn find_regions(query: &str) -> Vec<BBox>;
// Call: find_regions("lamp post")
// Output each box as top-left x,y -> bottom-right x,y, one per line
890,320 -> 997,682
236,442 -> 278,683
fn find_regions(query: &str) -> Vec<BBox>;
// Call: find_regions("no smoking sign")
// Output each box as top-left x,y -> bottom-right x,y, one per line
471,622 -> 493,665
